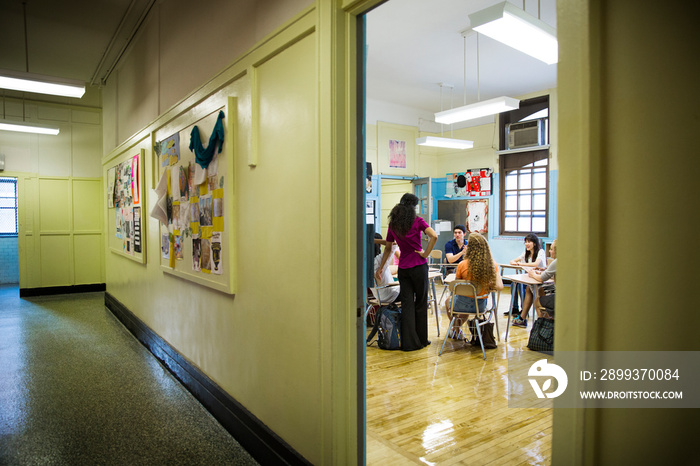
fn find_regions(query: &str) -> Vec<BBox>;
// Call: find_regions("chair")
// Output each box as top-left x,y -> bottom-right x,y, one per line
438,280 -> 500,360
428,249 -> 444,275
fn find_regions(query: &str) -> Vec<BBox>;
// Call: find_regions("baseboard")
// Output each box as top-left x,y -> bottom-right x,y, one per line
104,292 -> 310,466
20,283 -> 106,297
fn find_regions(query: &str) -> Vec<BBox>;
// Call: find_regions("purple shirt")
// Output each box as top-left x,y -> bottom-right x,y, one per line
387,217 -> 429,269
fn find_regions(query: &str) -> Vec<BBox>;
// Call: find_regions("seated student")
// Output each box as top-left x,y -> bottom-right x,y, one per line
444,224 -> 467,271
513,239 -> 557,327
446,233 -> 504,337
509,233 -> 546,325
530,239 -> 557,318
372,233 -> 400,303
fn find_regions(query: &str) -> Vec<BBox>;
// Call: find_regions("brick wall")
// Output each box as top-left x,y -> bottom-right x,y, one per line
0,237 -> 19,284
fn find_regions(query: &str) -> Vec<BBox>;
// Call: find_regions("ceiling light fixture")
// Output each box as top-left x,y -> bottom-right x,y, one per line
0,119 -> 60,135
416,136 -> 473,150
468,1 -> 558,65
435,95 -> 520,125
0,2 -> 86,99
416,84 -> 474,150
434,32 -> 519,126
0,69 -> 86,98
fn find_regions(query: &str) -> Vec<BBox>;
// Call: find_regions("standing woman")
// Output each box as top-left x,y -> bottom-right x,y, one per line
376,193 -> 438,351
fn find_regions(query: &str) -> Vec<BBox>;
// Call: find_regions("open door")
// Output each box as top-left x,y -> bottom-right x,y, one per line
412,177 -> 431,248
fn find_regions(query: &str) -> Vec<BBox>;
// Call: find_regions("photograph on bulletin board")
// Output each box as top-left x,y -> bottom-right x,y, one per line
466,199 -> 488,234
448,168 -> 492,197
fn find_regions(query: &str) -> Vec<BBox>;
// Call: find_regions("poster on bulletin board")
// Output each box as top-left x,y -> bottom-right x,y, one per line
448,168 -> 492,197
106,149 -> 145,263
151,97 -> 236,294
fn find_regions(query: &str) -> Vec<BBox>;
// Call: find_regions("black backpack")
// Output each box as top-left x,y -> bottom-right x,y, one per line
366,303 -> 401,350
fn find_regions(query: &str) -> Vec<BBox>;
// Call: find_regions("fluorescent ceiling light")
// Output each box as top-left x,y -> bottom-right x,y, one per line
435,96 -> 520,125
0,69 -> 86,98
469,1 -> 558,65
416,136 -> 474,150
0,119 -> 60,135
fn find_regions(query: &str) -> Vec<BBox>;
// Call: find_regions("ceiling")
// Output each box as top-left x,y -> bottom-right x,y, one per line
366,0 -> 557,127
0,0 -> 153,91
0,0 -> 557,124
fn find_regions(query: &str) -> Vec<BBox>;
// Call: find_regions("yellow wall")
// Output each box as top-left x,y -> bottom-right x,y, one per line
101,1 -> 363,462
554,0 -> 699,464
0,95 -> 104,289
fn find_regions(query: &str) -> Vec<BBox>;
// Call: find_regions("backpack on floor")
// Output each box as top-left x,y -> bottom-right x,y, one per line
527,317 -> 554,354
366,303 -> 401,350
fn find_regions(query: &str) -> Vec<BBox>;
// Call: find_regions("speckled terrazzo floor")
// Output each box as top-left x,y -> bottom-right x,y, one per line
0,285 -> 258,465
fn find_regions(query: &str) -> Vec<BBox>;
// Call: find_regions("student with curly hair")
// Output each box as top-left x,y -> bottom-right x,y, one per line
376,193 -> 438,351
450,233 -> 504,315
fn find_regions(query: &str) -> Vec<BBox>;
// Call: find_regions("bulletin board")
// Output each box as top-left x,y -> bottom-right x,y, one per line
107,148 -> 146,263
152,98 -> 236,294
447,168 -> 492,197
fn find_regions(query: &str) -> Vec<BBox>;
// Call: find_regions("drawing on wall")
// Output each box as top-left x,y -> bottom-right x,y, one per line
132,155 -> 140,205
107,167 -> 116,208
174,235 -> 183,260
133,207 -> 141,253
161,233 -> 170,259
389,139 -> 407,169
179,165 -> 189,200
192,236 -> 201,272
199,195 -> 213,227
448,168 -> 493,197
160,133 -> 180,167
466,199 -> 489,234
200,238 -> 211,272
211,232 -> 222,274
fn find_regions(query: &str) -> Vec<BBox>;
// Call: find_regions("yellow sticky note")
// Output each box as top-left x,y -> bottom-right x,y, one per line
200,226 -> 214,239
213,217 -> 224,232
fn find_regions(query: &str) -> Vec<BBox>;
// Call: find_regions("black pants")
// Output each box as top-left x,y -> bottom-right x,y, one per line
397,263 -> 429,351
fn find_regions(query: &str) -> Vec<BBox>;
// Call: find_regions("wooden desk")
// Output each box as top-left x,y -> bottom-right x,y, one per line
502,273 -> 550,341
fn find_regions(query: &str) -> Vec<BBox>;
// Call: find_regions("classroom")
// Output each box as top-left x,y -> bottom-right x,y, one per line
0,0 -> 696,465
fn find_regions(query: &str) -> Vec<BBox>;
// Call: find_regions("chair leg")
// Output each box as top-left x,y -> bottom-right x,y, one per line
473,319 -> 486,360
439,316 -> 457,356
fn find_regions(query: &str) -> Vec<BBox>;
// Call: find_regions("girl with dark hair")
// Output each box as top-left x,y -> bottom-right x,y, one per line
509,233 -> 546,328
376,193 -> 438,351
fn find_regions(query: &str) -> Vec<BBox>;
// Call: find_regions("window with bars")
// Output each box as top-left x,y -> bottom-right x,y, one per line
0,177 -> 18,236
499,149 -> 549,236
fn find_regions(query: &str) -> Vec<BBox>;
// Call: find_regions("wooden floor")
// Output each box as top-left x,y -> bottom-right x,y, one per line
366,284 -> 552,465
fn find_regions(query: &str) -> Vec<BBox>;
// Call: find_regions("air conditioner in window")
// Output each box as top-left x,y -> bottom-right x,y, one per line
506,118 -> 547,149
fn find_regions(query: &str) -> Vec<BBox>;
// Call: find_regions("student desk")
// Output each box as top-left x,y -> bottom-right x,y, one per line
502,273 -> 550,341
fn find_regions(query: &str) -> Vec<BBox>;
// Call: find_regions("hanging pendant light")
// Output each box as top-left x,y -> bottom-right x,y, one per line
434,32 -> 519,125
469,1 -> 558,65
416,83 -> 474,150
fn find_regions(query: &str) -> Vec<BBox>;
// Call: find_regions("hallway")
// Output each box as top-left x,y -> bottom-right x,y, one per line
0,285 -> 258,465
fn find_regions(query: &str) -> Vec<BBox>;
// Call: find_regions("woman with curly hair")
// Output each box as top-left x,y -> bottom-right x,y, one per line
375,193 -> 438,351
450,233 -> 504,315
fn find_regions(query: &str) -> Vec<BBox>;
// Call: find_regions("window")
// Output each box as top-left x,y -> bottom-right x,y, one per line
498,95 -> 550,236
499,150 -> 549,236
0,177 -> 18,237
